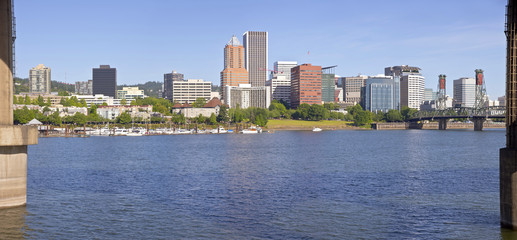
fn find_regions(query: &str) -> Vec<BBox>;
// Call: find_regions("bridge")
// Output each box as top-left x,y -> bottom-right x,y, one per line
408,106 -> 505,131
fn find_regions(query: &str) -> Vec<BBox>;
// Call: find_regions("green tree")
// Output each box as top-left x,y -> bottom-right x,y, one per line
192,97 -> 207,108
13,95 -> 17,104
401,106 -> 418,121
46,97 -> 52,106
36,95 -> 46,106
72,113 -> 87,125
80,99 -> 88,108
217,105 -> 229,123
308,104 -> 329,121
116,112 -> 132,124
24,95 -> 31,105
17,96 -> 23,104
48,111 -> 62,126
354,110 -> 372,126
208,113 -> 217,125
120,98 -> 127,106
386,109 -> 403,122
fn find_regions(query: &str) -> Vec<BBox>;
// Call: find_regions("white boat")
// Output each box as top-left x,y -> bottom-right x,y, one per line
312,127 -> 322,132
127,129 -> 143,136
209,127 -> 227,134
113,128 -> 128,136
240,126 -> 262,134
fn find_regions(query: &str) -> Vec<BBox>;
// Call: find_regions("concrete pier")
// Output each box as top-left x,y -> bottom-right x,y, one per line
0,0 -> 38,208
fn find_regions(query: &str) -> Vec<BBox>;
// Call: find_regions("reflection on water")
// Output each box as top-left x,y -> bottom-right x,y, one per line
10,129 -> 517,238
0,206 -> 28,239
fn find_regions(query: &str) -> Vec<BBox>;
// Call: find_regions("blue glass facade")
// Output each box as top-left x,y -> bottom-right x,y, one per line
363,76 -> 400,113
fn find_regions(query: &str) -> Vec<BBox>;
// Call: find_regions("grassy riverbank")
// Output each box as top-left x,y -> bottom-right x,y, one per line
266,119 -> 357,130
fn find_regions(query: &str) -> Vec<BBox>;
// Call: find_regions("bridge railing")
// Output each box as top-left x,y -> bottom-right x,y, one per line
410,106 -> 505,120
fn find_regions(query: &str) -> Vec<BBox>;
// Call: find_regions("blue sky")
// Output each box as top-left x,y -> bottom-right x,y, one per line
15,0 -> 506,98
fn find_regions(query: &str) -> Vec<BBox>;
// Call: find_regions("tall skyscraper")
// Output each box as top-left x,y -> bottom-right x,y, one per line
29,64 -> 51,94
243,31 -> 268,87
453,77 -> 476,107
220,36 -> 248,101
163,70 -> 184,100
386,65 -> 424,110
92,65 -> 117,98
269,61 -> 297,104
290,63 -> 322,108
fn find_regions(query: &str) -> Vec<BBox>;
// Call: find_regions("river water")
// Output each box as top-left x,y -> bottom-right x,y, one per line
0,129 -> 515,239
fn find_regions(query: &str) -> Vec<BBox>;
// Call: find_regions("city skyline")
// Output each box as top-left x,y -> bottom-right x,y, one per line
14,1 -> 505,98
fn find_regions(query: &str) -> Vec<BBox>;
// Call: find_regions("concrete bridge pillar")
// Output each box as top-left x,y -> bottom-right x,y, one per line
473,118 -> 485,131
438,119 -> 447,130
501,0 -> 517,229
0,0 -> 38,208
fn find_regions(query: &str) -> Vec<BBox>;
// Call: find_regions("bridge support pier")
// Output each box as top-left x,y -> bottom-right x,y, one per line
473,118 -> 485,131
438,119 -> 447,130
500,148 -> 517,229
0,0 -> 38,208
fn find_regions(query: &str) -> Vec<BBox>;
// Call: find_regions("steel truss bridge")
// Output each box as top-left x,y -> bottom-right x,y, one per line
408,106 -> 506,131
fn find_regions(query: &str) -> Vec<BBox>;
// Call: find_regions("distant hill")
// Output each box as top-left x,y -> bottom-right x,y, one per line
51,81 -> 75,93
118,81 -> 163,98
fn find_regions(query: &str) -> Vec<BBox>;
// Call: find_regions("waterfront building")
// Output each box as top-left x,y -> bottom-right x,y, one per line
269,61 -> 297,104
163,70 -> 184,100
225,84 -> 271,109
172,97 -> 223,118
322,66 -> 336,103
117,87 -> 146,101
363,75 -> 400,113
386,65 -> 424,110
172,79 -> 212,104
453,77 -> 476,108
92,65 -> 117,98
75,80 -> 93,95
290,64 -> 322,108
15,93 -> 66,106
96,105 -> 153,120
243,31 -> 268,87
220,36 -> 248,101
74,94 -> 122,107
342,75 -> 367,105
29,64 -> 51,94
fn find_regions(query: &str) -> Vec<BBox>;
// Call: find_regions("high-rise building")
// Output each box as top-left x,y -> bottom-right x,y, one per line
243,31 -> 268,87
269,61 -> 297,104
423,88 -> 437,101
386,65 -> 424,110
453,77 -> 476,107
29,64 -> 51,94
220,36 -> 248,101
225,84 -> 271,109
172,79 -> 212,104
363,75 -> 400,113
290,64 -> 322,108
92,65 -> 117,98
75,80 -> 93,95
321,66 -> 336,103
342,75 -> 367,105
163,70 -> 184,100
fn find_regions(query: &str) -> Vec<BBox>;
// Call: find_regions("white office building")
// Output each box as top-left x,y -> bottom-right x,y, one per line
225,84 -> 271,109
268,61 -> 297,104
453,77 -> 476,108
117,87 -> 146,101
172,79 -> 212,104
